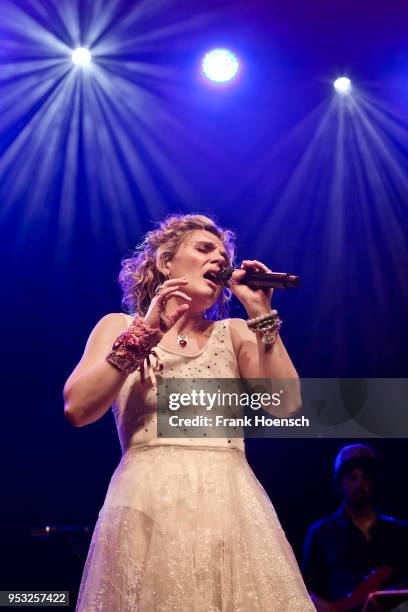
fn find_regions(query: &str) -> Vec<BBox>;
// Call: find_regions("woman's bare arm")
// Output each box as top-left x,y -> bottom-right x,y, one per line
229,318 -> 301,415
63,313 -> 130,427
64,279 -> 193,427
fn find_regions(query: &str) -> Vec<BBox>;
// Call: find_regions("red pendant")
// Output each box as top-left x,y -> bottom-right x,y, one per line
177,333 -> 188,348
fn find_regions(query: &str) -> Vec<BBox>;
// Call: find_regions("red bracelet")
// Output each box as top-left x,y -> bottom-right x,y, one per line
106,317 -> 163,375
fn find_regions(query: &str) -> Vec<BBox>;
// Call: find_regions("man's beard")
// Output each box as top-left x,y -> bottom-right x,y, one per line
347,489 -> 371,509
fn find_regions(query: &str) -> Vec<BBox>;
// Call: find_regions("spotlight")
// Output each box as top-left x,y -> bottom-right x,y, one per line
333,77 -> 352,95
202,48 -> 239,83
71,47 -> 92,66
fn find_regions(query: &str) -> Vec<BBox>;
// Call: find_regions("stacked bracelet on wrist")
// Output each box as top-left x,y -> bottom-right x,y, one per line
106,317 -> 164,376
246,310 -> 282,346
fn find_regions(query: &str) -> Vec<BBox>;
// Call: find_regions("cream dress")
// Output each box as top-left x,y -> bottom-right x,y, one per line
75,315 -> 315,611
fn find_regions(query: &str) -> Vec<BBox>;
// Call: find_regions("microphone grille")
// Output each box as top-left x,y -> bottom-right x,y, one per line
217,266 -> 234,286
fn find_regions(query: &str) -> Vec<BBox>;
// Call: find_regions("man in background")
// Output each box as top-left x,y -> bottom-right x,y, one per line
302,444 -> 408,611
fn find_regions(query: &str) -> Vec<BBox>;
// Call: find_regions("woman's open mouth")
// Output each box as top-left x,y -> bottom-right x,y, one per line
203,271 -> 218,289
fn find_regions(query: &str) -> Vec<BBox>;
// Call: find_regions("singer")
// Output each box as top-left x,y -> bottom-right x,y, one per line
64,213 -> 314,611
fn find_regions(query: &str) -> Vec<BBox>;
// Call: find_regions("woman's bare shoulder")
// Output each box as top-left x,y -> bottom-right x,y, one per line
86,312 -> 131,344
96,312 -> 131,327
227,317 -> 251,334
227,317 -> 246,328
70,314 -> 131,371
225,317 -> 254,354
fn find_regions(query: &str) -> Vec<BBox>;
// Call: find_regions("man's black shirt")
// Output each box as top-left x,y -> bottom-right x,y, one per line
302,506 -> 408,602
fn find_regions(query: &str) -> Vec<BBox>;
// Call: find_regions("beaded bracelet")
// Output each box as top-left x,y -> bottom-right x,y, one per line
106,317 -> 164,375
247,310 -> 282,345
247,310 -> 278,328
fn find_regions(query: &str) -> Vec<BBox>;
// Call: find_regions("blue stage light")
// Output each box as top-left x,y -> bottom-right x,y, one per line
333,77 -> 352,95
202,48 -> 239,83
71,47 -> 92,66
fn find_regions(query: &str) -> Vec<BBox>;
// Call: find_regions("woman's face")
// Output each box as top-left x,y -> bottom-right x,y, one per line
163,229 -> 229,309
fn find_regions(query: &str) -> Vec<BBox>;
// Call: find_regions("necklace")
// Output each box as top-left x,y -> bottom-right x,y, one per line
176,331 -> 189,348
176,320 -> 205,349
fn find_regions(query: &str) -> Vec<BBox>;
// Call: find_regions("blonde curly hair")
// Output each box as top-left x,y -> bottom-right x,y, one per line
119,213 -> 236,320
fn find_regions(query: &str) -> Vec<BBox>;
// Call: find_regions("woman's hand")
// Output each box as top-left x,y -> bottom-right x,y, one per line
143,278 -> 191,331
229,260 -> 274,318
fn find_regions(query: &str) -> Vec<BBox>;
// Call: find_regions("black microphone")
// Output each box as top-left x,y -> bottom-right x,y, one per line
216,267 -> 300,289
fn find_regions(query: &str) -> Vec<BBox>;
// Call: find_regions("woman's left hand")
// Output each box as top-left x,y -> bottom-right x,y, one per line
228,259 -> 274,318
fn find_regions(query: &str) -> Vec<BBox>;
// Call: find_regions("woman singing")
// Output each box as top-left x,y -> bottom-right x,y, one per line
64,213 -> 314,611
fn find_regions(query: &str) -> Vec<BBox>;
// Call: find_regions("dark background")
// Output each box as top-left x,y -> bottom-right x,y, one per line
1,0 -> 407,607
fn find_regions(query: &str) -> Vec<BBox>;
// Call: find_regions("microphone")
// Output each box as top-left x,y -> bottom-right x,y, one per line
216,267 -> 300,289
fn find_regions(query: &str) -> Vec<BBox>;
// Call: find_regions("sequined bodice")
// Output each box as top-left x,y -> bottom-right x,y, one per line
112,315 -> 245,453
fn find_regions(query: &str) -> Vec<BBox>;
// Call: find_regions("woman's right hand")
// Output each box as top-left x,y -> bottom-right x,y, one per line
143,278 -> 191,332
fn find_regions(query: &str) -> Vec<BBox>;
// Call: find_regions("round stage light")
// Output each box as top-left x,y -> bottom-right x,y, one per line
333,77 -> 352,95
71,47 -> 92,66
202,48 -> 239,83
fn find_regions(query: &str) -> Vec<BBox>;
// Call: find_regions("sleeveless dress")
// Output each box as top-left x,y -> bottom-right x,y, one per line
75,315 -> 315,611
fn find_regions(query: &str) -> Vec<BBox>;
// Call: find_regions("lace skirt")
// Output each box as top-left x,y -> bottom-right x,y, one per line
75,445 -> 315,612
